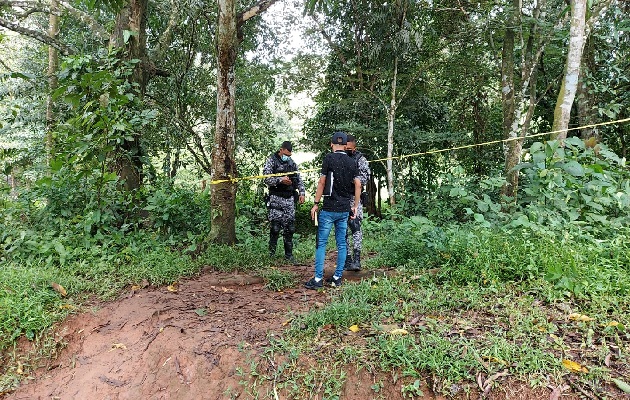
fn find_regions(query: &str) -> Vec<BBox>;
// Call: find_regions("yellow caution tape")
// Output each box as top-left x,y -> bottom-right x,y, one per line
209,117 -> 630,185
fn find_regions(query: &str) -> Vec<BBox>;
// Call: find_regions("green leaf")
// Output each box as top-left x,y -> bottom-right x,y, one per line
612,378 -> 630,394
123,30 -> 137,44
530,142 -> 543,153
63,94 -> 82,108
54,241 -> 66,256
8,72 -> 36,80
586,164 -> 604,173
562,161 -> 585,177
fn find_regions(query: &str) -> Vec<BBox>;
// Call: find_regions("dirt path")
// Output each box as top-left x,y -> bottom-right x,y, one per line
5,264 -> 416,400
5,265 -> 312,399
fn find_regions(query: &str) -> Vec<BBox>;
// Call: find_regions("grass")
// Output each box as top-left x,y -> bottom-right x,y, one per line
262,268 -> 298,291
254,225 -> 630,398
2,215 -> 630,398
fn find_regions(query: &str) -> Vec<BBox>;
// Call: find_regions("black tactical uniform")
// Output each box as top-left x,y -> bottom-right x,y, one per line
263,151 -> 305,261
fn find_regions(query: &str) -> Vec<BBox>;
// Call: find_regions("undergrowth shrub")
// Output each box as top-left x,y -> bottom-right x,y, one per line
144,182 -> 211,236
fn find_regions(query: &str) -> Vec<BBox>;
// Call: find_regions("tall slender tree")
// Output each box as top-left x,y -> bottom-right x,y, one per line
551,0 -> 616,140
46,0 -> 59,162
210,0 -> 277,244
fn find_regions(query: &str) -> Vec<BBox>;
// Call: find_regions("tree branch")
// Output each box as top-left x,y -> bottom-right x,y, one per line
58,0 -> 108,41
0,16 -> 74,55
0,57 -> 14,72
310,13 -> 348,65
155,0 -> 179,58
0,0 -> 108,41
237,0 -> 279,26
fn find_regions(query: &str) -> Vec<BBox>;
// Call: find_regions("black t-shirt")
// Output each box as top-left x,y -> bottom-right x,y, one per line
320,150 -> 359,212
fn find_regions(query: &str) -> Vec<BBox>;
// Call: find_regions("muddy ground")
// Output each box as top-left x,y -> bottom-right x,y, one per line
2,261 -> 589,400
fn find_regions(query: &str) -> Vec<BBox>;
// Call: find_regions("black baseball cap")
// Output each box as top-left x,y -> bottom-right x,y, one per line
281,141 -> 293,152
331,131 -> 347,145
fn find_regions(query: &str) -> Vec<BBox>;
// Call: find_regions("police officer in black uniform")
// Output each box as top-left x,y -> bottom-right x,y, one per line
263,141 -> 305,262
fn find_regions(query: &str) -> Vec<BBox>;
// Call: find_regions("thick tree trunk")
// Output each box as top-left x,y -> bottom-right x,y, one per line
209,0 -> 238,244
386,56 -> 398,206
110,0 -> 148,192
551,0 -> 586,140
46,0 -> 59,163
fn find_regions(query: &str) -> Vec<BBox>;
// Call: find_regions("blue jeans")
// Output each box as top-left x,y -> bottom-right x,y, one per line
314,210 -> 349,279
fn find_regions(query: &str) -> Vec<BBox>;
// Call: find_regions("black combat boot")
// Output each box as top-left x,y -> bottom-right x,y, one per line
344,251 -> 353,270
283,236 -> 296,264
269,233 -> 279,257
343,239 -> 352,271
350,249 -> 362,271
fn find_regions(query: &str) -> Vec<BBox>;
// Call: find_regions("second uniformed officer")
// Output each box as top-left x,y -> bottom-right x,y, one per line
263,141 -> 305,263
344,134 -> 370,271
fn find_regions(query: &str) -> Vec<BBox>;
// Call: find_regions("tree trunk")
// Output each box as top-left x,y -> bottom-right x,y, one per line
110,0 -> 148,192
209,0 -> 238,245
377,177 -> 382,217
551,0 -> 587,140
500,0 -> 517,199
578,36 -> 598,140
472,86 -> 487,176
386,56 -> 398,206
46,0 -> 59,163
366,173 -> 377,216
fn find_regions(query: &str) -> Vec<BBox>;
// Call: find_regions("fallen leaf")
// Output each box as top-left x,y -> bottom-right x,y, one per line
99,375 -> 126,387
50,282 -> 67,297
604,353 -> 611,367
562,359 -> 588,373
568,313 -> 593,322
110,343 -> 127,351
612,378 -> 630,394
549,384 -> 568,400
482,356 -> 508,365
389,328 -> 408,335
349,325 -> 360,333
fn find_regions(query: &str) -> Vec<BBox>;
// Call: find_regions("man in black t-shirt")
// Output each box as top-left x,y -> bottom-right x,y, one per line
305,132 -> 362,289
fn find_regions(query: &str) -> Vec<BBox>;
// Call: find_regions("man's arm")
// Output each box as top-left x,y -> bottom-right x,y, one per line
263,157 -> 284,187
310,175 -> 326,220
351,177 -> 361,219
294,165 -> 306,204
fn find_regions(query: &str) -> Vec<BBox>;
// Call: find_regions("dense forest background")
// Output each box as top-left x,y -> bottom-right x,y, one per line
1,0 -> 630,397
